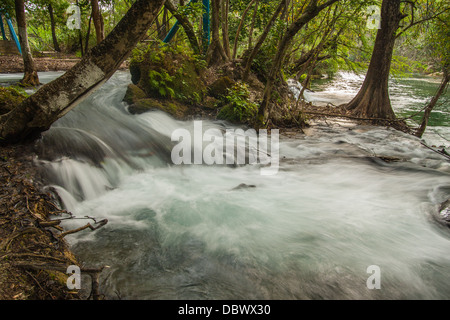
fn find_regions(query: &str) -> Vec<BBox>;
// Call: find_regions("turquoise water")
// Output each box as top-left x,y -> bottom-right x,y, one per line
308,71 -> 449,147
1,71 -> 449,300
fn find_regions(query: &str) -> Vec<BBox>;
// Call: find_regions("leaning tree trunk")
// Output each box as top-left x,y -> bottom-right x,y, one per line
0,0 -> 166,143
14,0 -> 39,86
165,0 -> 201,55
258,0 -> 338,124
242,0 -> 286,82
415,70 -> 449,138
345,0 -> 405,120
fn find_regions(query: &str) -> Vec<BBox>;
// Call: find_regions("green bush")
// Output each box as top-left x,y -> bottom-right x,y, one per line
217,82 -> 258,123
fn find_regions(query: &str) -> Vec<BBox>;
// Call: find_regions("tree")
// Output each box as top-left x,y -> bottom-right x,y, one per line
345,0 -> 405,120
258,0 -> 340,124
164,0 -> 201,55
206,0 -> 228,66
14,0 -> 39,86
241,0 -> 287,81
415,9 -> 450,137
48,2 -> 61,52
346,0 -> 449,120
91,0 -> 104,44
0,0 -> 166,143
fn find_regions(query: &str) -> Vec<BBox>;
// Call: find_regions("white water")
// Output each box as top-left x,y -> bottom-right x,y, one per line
2,71 -> 450,299
288,71 -> 450,148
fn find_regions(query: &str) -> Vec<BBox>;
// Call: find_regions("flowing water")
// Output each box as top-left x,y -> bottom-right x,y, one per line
304,71 -> 450,148
1,71 -> 449,300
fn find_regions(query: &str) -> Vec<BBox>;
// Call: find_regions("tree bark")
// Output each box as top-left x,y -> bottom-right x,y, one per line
206,0 -> 228,66
85,14 -> 92,53
48,3 -> 61,52
14,0 -> 39,86
0,0 -> 166,143
232,0 -> 257,60
247,0 -> 259,49
242,0 -> 287,81
221,0 -> 230,59
415,70 -> 449,138
258,0 -> 339,124
345,0 -> 405,120
91,0 -> 104,44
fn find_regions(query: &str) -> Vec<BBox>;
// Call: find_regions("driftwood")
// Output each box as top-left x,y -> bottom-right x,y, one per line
57,219 -> 108,239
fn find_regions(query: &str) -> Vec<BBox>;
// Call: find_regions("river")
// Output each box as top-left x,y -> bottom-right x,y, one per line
1,71 -> 449,300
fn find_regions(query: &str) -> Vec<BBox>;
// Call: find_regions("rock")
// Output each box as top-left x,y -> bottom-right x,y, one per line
208,76 -> 235,99
128,98 -> 189,119
231,183 -> 256,191
123,84 -> 147,105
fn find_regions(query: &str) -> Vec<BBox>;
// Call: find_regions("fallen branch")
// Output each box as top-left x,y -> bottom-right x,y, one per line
57,219 -> 108,239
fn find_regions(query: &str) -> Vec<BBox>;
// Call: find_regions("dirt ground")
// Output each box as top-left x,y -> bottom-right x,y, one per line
0,52 -> 129,73
0,142 -> 83,300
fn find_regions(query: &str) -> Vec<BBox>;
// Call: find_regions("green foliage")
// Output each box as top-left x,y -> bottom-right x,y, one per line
131,42 -> 207,104
0,86 -> 28,115
217,82 -> 258,123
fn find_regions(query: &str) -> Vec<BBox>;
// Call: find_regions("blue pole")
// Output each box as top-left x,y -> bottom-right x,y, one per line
163,0 -> 198,44
0,14 -> 7,40
5,14 -> 21,54
202,0 -> 210,53
163,21 -> 180,43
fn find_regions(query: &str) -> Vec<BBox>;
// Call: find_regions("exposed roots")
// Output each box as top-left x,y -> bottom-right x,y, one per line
0,142 -> 108,300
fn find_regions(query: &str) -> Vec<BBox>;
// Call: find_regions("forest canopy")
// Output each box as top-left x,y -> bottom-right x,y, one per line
0,0 -> 449,141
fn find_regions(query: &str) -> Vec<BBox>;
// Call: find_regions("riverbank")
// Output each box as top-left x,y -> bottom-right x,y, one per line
0,53 -> 129,73
0,142 -> 81,299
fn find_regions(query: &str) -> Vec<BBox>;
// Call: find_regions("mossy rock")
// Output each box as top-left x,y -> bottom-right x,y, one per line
128,98 -> 189,119
207,76 -> 235,99
132,45 -> 207,104
0,87 -> 27,115
123,84 -> 147,105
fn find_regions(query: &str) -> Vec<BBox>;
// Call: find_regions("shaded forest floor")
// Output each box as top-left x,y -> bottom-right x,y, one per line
0,143 -> 81,300
0,53 -> 129,73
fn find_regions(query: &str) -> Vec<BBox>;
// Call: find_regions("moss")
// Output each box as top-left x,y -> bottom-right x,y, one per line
128,98 -> 189,119
123,84 -> 147,105
207,76 -> 235,99
0,87 -> 28,115
131,43 -> 207,105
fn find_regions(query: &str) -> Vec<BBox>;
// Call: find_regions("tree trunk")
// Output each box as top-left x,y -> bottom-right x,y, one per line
345,0 -> 405,120
48,3 -> 61,52
248,0 -> 259,49
242,0 -> 287,81
258,0 -> 338,124
206,0 -> 228,66
221,0 -> 230,59
165,0 -> 201,55
232,0 -> 257,60
0,0 -> 165,143
91,0 -> 104,44
14,0 -> 39,86
415,70 -> 449,138
85,14 -> 92,53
